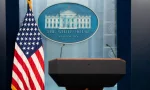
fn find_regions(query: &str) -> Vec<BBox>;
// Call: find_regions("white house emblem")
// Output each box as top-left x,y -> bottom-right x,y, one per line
45,10 -> 91,29
38,3 -> 99,44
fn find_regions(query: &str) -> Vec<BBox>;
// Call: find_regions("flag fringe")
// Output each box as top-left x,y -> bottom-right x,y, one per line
11,84 -> 17,90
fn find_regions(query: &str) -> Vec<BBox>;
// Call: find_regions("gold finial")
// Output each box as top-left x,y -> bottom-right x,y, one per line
27,0 -> 32,9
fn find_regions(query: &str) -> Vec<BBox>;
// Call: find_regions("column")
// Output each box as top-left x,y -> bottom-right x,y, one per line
87,19 -> 89,28
89,16 -> 91,28
45,16 -> 50,28
82,18 -> 84,29
45,16 -> 47,28
52,17 -> 54,28
85,18 -> 88,28
49,16 -> 52,28
65,16 -> 67,28
60,16 -> 63,29
70,18 -> 72,29
81,18 -> 82,28
48,17 -> 50,28
55,17 -> 58,28
74,17 -> 77,29
54,18 -> 56,28
83,18 -> 86,28
67,18 -> 70,29
76,17 -> 78,28
78,17 -> 81,28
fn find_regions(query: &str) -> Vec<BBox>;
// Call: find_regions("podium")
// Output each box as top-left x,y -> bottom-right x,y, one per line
49,58 -> 126,90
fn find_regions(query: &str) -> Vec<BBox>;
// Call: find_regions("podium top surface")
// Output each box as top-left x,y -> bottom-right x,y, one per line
49,58 -> 126,74
50,58 -> 125,62
49,58 -> 126,87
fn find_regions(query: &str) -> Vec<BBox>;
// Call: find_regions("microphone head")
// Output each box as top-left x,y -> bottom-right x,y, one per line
63,44 -> 65,46
106,44 -> 109,46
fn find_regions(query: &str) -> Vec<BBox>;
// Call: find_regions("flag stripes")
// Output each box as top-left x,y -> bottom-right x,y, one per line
31,54 -> 44,82
13,65 -> 28,90
35,49 -> 44,71
12,43 -> 44,90
28,57 -> 44,89
15,43 -> 40,90
13,57 -> 31,90
12,71 -> 24,90
11,78 -> 21,90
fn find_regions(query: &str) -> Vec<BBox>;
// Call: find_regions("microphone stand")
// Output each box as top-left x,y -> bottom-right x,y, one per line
60,44 -> 65,58
106,44 -> 116,58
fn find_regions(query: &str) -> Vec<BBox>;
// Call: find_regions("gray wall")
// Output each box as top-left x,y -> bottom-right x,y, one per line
131,0 -> 150,90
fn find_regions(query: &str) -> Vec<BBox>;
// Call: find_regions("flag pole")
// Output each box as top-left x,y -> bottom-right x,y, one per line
27,0 -> 32,10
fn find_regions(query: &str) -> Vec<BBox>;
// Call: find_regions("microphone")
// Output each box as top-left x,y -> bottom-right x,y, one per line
60,44 -> 65,58
106,44 -> 117,58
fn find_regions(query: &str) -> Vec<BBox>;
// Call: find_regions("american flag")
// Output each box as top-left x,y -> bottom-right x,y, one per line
11,5 -> 45,90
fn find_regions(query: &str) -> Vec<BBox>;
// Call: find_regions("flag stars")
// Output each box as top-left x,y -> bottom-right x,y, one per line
34,28 -> 37,31
34,33 -> 37,36
37,37 -> 40,40
23,28 -> 26,31
22,33 -> 25,36
21,38 -> 24,41
26,52 -> 29,55
36,42 -> 39,45
29,37 -> 32,40
16,10 -> 43,58
27,47 -> 30,50
29,13 -> 31,16
31,23 -> 34,26
22,47 -> 26,50
31,47 -> 34,50
16,37 -> 19,41
19,42 -> 23,45
33,38 -> 36,40
28,23 -> 30,26
24,23 -> 27,26
38,33 -> 40,35
25,18 -> 28,21
28,42 -> 31,45
26,33 -> 29,36
30,28 -> 33,31
27,28 -> 30,31
25,37 -> 28,41
30,33 -> 32,36
24,42 -> 27,45
32,42 -> 35,45
32,19 -> 34,21
28,18 -> 31,22
18,33 -> 20,36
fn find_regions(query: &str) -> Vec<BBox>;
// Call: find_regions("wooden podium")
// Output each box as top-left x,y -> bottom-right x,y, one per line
48,58 -> 126,90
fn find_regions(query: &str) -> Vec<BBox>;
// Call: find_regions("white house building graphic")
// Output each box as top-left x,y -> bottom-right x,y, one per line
45,10 -> 91,29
